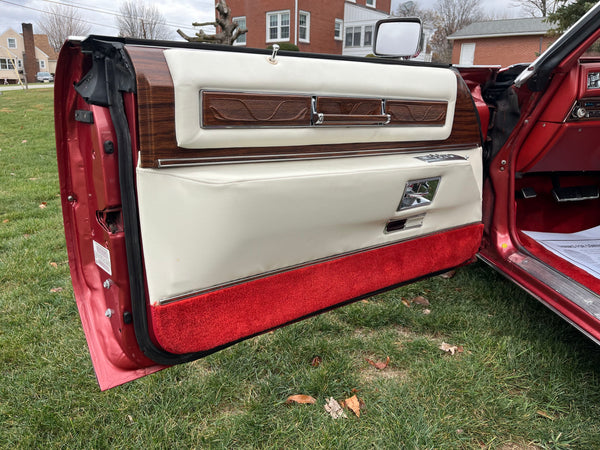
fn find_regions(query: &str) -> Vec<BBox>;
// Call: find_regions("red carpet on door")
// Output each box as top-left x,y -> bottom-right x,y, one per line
149,223 -> 483,354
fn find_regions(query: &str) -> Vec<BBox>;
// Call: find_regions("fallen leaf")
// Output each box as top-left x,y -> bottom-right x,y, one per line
2,219 -> 8,224
365,356 -> 390,370
127,414 -> 134,424
423,309 -> 431,315
21,139 -> 27,144
39,202 -> 47,209
456,429 -> 464,434
50,287 -> 63,293
310,356 -> 322,367
401,299 -> 411,308
344,395 -> 361,418
440,270 -> 456,279
412,295 -> 430,306
361,300 -> 369,304
536,410 -> 556,421
50,262 -> 58,268
286,394 -> 317,405
324,397 -> 347,419
439,342 -> 464,356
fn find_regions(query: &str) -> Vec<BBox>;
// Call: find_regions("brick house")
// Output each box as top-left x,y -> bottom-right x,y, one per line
448,18 -> 553,66
223,0 -> 392,56
0,24 -> 58,84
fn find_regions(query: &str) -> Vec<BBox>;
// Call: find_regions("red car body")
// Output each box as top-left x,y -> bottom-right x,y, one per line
55,6 -> 600,389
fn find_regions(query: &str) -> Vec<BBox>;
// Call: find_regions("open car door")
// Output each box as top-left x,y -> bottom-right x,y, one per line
55,36 -> 483,389
474,3 -> 600,346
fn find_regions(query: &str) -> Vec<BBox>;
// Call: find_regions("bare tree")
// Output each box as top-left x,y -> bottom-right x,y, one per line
429,0 -> 484,63
117,0 -> 172,40
177,0 -> 247,45
395,1 -> 436,22
513,0 -> 557,17
37,5 -> 91,52
395,1 -> 422,16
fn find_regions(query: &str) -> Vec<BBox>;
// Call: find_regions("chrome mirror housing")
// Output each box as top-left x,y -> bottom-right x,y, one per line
373,18 -> 422,58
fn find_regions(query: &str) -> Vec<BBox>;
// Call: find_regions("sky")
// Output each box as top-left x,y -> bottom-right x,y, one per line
1,0 -> 528,40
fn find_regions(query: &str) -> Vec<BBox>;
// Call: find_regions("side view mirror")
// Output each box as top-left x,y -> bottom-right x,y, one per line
373,18 -> 422,58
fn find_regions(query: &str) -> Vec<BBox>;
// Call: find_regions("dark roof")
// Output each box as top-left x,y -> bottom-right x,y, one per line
448,17 -> 551,40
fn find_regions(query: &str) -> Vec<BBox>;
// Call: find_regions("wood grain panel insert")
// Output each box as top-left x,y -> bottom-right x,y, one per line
315,96 -> 388,125
125,45 -> 481,168
202,92 -> 311,127
316,97 -> 382,115
125,45 -> 176,169
386,100 -> 447,125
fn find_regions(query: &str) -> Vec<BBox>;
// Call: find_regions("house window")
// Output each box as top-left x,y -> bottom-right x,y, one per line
266,11 -> 290,42
299,11 -> 310,43
459,43 -> 476,65
233,16 -> 246,45
334,19 -> 343,40
366,0 -> 376,6
17,59 -> 22,70
39,60 -> 46,70
345,26 -> 362,47
7,37 -> 16,49
364,25 -> 373,47
0,58 -> 15,70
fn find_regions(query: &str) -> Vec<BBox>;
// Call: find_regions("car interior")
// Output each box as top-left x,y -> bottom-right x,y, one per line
513,51 -> 600,297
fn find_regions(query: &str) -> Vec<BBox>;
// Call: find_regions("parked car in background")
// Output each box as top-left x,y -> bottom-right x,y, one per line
54,5 -> 600,390
36,71 -> 53,82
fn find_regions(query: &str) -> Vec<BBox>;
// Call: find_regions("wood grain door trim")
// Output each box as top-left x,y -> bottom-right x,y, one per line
125,45 -> 481,168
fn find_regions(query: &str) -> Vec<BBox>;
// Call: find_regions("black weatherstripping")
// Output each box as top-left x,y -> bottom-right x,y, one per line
74,40 -> 135,107
76,37 -> 202,365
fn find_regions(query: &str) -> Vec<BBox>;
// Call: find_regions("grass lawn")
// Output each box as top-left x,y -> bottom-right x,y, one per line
2,88 -> 600,448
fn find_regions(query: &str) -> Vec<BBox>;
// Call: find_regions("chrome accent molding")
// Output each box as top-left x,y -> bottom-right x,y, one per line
508,252 -> 600,320
157,145 -> 480,168
158,222 -> 482,305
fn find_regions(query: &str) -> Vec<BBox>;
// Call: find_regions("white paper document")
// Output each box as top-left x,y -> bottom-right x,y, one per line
523,225 -> 600,279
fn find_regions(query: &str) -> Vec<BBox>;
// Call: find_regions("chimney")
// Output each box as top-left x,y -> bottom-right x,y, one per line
22,23 -> 38,84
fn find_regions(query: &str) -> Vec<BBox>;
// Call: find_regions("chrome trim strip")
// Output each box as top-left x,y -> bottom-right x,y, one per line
157,222 -> 482,305
311,96 -> 324,125
507,252 -> 600,320
477,253 -> 600,346
157,145 -> 480,168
